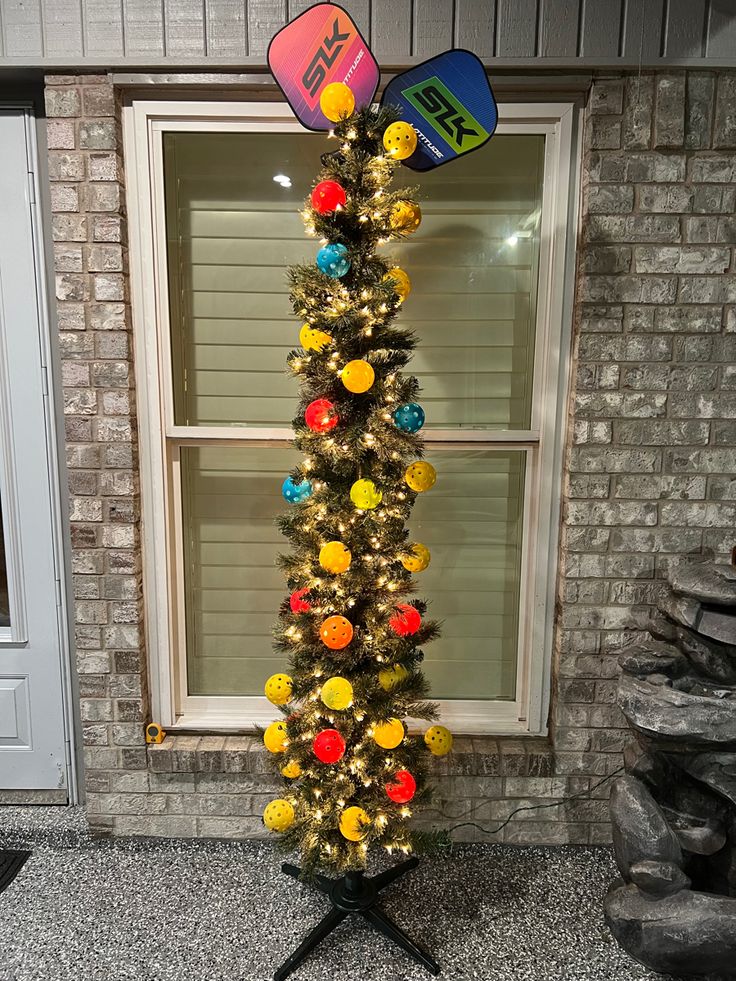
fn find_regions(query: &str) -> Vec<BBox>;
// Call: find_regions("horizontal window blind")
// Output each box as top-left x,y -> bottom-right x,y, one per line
163,129 -> 545,704
165,132 -> 543,430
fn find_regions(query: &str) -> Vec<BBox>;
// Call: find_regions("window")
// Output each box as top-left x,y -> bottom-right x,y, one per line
125,99 -> 578,734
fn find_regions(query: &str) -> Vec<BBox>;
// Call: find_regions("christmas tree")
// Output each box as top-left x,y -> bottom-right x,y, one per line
262,84 -> 453,876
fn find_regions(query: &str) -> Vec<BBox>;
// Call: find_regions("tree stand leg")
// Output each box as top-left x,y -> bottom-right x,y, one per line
274,858 -> 440,981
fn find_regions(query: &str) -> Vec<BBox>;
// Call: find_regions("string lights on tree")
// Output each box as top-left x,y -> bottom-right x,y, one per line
262,84 -> 453,881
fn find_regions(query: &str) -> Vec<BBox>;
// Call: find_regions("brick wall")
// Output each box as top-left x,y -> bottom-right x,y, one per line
46,74 -> 150,827
553,71 -> 736,793
46,70 -> 736,843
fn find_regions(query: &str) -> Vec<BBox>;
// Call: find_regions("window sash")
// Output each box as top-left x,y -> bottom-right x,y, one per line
124,98 -> 579,735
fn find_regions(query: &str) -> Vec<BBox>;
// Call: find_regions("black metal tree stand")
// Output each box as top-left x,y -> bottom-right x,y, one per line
274,856 -> 440,980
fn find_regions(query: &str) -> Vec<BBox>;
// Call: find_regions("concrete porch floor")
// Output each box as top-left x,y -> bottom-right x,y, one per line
0,806 -> 677,981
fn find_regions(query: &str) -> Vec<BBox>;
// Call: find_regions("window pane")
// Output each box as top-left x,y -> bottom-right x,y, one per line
392,135 -> 545,430
411,449 -> 526,700
163,131 -> 544,431
181,443 -> 525,701
164,132 -> 319,428
181,444 -> 299,695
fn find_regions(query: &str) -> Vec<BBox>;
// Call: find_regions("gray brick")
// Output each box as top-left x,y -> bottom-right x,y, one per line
612,475 -> 706,500
615,420 -> 710,446
590,79 -> 624,115
622,76 -> 653,149
677,277 -> 736,303
584,215 -> 681,243
579,276 -> 677,305
633,246 -> 730,274
586,184 -> 634,214
713,74 -> 736,148
654,75 -> 685,148
690,154 -> 736,182
587,116 -> 621,149
685,73 -> 715,150
582,247 -> 631,274
638,184 -> 693,213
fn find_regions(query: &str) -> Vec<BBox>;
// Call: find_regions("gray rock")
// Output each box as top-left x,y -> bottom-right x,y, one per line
610,776 -> 682,880
658,592 -> 702,631
618,674 -> 736,745
604,882 -> 736,976
679,753 -> 736,807
696,607 -> 736,646
629,860 -> 690,897
673,622 -> 736,684
618,641 -> 689,679
669,562 -> 736,607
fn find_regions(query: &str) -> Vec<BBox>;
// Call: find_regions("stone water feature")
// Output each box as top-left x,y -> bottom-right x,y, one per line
605,561 -> 736,976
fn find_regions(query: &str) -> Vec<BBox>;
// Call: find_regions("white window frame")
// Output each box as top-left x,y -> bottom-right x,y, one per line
124,97 -> 579,736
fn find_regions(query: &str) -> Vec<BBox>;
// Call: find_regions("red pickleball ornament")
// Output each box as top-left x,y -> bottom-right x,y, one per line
313,728 -> 346,764
385,769 -> 416,804
311,180 -> 347,214
305,398 -> 338,434
389,603 -> 421,636
290,588 -> 312,614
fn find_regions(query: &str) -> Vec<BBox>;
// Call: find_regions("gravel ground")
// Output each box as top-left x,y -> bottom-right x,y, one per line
0,806 -> 679,981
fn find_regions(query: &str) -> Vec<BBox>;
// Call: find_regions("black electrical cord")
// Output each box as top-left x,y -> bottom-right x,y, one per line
445,765 -> 625,840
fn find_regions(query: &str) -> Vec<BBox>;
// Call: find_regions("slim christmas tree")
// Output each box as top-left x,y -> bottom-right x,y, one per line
261,86 -> 452,880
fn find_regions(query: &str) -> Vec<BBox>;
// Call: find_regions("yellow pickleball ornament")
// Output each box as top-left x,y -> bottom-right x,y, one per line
401,543 -> 431,573
263,720 -> 288,754
405,461 -> 436,493
264,673 -> 293,706
319,540 -> 351,574
263,798 -> 295,832
383,121 -> 417,160
320,82 -> 355,122
373,718 -> 405,749
320,676 -> 353,711
378,664 -> 409,691
390,200 -> 422,233
281,760 -> 302,779
384,267 -> 411,302
350,478 -> 382,510
341,359 -> 375,393
424,725 -> 453,756
339,805 -> 371,841
300,323 -> 332,352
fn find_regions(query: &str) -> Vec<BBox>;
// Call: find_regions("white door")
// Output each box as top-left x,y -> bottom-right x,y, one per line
0,109 -> 69,795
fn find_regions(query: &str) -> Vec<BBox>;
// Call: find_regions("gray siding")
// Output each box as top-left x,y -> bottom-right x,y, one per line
0,0 -> 734,66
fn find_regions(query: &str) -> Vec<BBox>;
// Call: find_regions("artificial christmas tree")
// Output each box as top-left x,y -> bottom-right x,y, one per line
262,86 -> 452,979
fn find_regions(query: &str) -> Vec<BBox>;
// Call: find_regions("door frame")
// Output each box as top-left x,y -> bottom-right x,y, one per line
0,101 -> 79,803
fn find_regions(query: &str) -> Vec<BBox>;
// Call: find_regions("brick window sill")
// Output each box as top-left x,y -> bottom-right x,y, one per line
147,734 -> 554,777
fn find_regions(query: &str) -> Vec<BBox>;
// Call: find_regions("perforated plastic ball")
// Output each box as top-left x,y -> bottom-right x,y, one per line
378,664 -> 409,691
389,603 -> 421,636
383,267 -> 411,302
320,676 -> 353,711
390,200 -> 422,233
424,724 -> 453,757
317,243 -> 351,278
385,769 -> 416,804
305,398 -> 338,433
319,541 -> 351,574
405,461 -> 436,493
373,718 -> 405,749
383,121 -> 417,160
300,323 -> 332,352
281,760 -> 302,779
339,805 -> 370,841
401,543 -> 431,573
282,475 -> 313,504
311,180 -> 347,214
263,720 -> 288,754
289,587 -> 312,614
341,359 -> 375,393
320,615 -> 354,650
393,403 -> 425,433
264,673 -> 293,706
350,478 -> 382,510
263,798 -> 295,832
313,728 -> 346,764
320,82 -> 355,122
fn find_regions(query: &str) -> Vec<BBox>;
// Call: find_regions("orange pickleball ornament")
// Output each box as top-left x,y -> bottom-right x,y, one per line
320,615 -> 354,650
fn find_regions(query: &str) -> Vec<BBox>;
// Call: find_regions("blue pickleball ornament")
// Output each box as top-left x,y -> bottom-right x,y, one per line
282,475 -> 313,504
317,243 -> 351,278
393,403 -> 425,433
